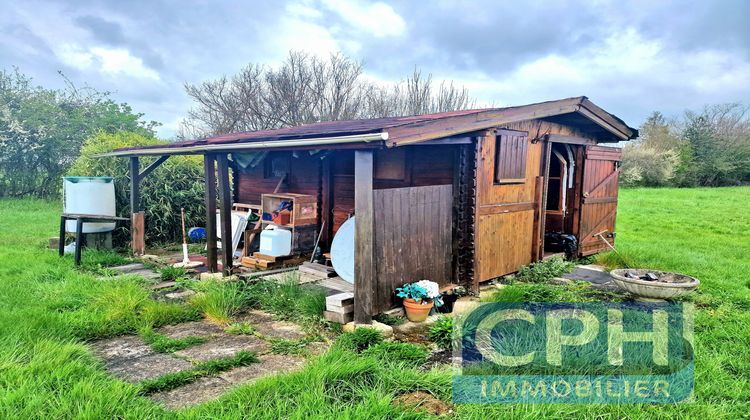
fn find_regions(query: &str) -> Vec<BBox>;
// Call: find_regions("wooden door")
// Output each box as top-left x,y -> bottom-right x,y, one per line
578,145 -> 622,256
475,129 -> 543,282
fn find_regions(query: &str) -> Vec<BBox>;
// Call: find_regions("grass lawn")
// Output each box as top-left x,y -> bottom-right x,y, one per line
1,187 -> 749,418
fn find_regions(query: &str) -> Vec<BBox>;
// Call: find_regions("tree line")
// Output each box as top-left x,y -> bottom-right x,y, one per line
621,105 -> 750,187
2,51 -> 748,205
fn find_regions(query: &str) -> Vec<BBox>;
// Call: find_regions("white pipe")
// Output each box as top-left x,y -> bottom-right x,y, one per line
564,144 -> 575,189
553,150 -> 567,214
97,131 -> 390,157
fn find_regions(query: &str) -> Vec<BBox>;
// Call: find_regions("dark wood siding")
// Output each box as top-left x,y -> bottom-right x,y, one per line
235,152 -> 321,204
330,145 -> 456,235
373,185 -> 453,311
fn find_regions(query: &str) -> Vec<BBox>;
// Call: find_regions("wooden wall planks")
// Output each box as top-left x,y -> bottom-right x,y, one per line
372,184 -> 452,312
330,146 -> 456,236
473,119 -> 597,282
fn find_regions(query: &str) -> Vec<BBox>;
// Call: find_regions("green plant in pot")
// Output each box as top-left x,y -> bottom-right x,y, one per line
396,280 -> 443,322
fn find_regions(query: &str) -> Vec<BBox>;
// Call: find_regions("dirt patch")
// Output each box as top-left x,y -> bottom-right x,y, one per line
422,349 -> 453,370
393,391 -> 453,416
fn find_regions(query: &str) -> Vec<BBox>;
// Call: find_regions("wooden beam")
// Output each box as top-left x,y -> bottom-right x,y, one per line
320,157 -> 332,246
353,150 -> 375,324
580,98 -> 636,139
386,99 -> 583,146
545,134 -> 596,145
538,139 -> 552,260
217,153 -> 233,276
129,156 -> 140,213
138,155 -> 169,180
129,156 -> 145,255
204,154 -> 218,273
131,212 -> 145,255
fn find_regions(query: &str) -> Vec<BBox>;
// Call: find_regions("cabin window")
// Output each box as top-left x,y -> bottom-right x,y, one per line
264,153 -> 290,178
494,133 -> 528,184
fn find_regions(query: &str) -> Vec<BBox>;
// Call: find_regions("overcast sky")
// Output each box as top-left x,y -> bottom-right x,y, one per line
2,0 -> 749,138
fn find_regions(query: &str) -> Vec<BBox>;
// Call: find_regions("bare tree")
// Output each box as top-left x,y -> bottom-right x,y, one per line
179,52 -> 476,138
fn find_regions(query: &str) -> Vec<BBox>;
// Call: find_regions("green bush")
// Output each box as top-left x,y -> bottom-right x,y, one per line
428,316 -> 454,350
514,257 -> 575,283
0,68 -> 157,198
336,328 -> 383,353
67,131 -> 206,244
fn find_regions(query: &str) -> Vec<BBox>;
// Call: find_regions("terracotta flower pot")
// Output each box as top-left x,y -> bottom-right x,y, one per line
403,298 -> 433,322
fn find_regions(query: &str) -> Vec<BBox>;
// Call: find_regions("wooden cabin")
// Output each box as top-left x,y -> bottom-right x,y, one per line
106,96 -> 638,324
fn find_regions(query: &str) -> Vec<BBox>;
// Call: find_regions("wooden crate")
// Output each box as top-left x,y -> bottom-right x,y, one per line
261,193 -> 317,227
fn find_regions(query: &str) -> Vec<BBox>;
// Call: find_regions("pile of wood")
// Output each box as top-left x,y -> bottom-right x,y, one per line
240,253 -> 286,270
324,292 -> 354,324
297,261 -> 336,283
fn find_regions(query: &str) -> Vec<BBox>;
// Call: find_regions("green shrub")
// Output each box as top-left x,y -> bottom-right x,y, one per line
189,281 -> 244,325
515,257 -> 575,283
428,316 -> 454,350
361,342 -> 428,367
336,328 -> 383,353
68,131 -> 207,244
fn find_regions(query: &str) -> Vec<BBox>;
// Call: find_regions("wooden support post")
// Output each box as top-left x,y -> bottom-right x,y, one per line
217,153 -> 233,276
131,212 -> 145,255
74,218 -> 83,266
129,156 -> 145,255
531,175 -> 544,261
353,150 -> 375,324
129,156 -> 140,213
204,154 -> 218,273
58,215 -> 66,256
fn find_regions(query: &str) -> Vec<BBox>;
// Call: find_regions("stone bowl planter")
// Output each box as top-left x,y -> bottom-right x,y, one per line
610,269 -> 700,300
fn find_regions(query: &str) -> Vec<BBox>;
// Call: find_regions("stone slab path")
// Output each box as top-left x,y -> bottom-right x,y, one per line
90,310 -> 320,410
110,262 -> 162,281
561,264 -> 622,292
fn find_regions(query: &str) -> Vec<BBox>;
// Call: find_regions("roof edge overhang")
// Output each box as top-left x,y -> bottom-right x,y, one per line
386,97 -> 637,146
96,131 -> 389,157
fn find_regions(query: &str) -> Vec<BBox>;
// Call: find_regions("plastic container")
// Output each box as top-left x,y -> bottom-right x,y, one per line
63,176 -> 116,233
259,226 -> 292,257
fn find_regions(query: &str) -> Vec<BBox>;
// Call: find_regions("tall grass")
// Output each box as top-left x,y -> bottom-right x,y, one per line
189,281 -> 244,325
243,277 -> 326,326
2,190 -> 750,418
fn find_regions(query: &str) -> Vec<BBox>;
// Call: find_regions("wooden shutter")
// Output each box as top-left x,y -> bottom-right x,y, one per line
494,132 -> 528,183
578,145 -> 622,256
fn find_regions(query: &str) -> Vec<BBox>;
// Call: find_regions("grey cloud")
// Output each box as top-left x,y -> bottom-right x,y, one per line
1,0 -> 748,138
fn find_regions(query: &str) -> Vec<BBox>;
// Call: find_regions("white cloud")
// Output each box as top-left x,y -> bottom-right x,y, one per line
442,28 -> 750,121
321,0 -> 406,38
57,44 -> 160,80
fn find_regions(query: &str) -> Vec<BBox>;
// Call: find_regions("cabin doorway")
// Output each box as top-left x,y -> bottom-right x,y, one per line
541,141 -> 584,259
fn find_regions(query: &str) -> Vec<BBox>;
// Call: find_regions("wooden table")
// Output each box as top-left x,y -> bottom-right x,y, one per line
59,213 -> 130,266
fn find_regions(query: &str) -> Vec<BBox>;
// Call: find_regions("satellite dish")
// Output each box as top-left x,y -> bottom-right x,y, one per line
330,216 -> 355,283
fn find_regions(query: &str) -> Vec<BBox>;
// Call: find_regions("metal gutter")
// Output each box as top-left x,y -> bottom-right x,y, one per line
97,131 -> 390,157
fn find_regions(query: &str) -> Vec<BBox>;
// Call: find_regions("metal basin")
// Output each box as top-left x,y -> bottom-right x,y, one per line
610,269 -> 700,300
